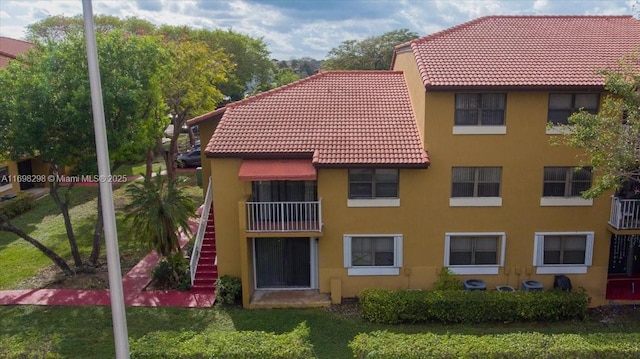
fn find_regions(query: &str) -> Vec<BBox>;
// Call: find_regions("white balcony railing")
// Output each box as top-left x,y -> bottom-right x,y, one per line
609,197 -> 640,230
246,199 -> 322,232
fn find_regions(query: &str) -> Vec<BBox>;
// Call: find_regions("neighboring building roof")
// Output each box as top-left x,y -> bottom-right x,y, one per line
0,37 -> 33,68
206,71 -> 429,167
396,15 -> 640,89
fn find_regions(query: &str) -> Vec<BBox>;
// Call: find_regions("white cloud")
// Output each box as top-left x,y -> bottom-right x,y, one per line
533,0 -> 549,11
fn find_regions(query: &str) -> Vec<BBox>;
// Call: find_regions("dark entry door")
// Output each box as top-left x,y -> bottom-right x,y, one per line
17,160 -> 34,190
255,237 -> 310,288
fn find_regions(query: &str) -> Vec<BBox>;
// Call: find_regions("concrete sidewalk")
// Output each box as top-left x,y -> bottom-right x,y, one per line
0,217 -> 214,308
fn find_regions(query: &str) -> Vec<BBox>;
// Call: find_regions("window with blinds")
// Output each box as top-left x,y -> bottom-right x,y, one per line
543,167 -> 592,197
548,93 -> 599,125
451,167 -> 501,197
455,93 -> 506,126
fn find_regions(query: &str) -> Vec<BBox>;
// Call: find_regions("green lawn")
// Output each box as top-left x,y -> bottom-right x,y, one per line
1,305 -> 639,358
0,169 -> 202,290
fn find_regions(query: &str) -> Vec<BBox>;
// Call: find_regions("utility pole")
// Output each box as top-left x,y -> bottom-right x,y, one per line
81,1 -> 130,357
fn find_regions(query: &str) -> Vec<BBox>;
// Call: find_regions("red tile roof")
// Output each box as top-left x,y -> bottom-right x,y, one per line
0,37 -> 33,68
206,71 -> 429,167
398,16 -> 640,89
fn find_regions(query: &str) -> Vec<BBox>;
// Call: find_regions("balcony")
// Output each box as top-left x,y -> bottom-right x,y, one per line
609,197 -> 640,230
246,199 -> 322,232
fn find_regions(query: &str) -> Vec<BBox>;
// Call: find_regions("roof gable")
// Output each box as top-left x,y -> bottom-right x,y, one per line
403,15 -> 640,89
206,71 -> 429,167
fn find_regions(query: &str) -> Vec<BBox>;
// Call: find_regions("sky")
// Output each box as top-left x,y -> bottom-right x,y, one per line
0,0 -> 637,60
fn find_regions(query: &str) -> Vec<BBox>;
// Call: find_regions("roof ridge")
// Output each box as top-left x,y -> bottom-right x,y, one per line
0,36 -> 33,45
398,14 -> 637,50
225,70 -> 404,110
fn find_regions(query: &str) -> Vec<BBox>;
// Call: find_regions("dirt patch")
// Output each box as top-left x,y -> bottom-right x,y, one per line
15,252 -> 142,290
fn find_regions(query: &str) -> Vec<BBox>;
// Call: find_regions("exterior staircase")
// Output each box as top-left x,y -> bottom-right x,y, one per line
190,203 -> 218,293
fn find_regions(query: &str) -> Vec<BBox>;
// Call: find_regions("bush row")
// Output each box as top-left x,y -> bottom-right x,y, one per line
130,322 -> 315,359
350,331 -> 640,359
0,192 -> 35,220
359,288 -> 590,324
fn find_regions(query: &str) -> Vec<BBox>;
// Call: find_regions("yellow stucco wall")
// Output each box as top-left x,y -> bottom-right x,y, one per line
208,89 -> 613,308
197,118 -> 219,196
393,50 -> 426,144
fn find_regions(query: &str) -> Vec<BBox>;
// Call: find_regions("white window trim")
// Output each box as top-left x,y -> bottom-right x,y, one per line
533,231 -> 594,275
0,183 -> 12,193
444,232 -> 505,275
546,126 -> 572,135
343,234 -> 403,276
450,197 -> 502,207
347,198 -> 400,208
540,197 -> 593,207
453,125 -> 507,135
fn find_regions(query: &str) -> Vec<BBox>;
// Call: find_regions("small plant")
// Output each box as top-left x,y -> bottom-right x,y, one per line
151,252 -> 191,291
215,275 -> 242,305
434,267 -> 463,290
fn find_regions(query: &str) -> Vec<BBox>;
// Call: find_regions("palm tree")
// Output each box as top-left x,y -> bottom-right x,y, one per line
124,170 -> 196,256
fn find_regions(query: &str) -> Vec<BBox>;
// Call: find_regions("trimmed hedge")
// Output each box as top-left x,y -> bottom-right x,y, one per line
0,192 -> 35,220
359,288 -> 590,324
130,322 -> 314,359
350,331 -> 640,359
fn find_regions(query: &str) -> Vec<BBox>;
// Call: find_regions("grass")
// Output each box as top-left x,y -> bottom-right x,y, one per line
0,305 -> 639,358
0,167 -> 202,290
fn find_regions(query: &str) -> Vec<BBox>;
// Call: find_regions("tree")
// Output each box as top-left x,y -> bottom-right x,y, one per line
161,40 -> 233,180
322,29 -> 418,70
124,170 -> 196,256
0,30 -> 168,272
554,51 -> 640,198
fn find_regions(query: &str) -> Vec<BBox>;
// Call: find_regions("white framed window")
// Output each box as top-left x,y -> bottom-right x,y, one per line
444,232 -> 506,275
343,234 -> 403,276
0,166 -> 11,193
540,167 -> 593,206
450,167 -> 502,207
533,232 -> 594,274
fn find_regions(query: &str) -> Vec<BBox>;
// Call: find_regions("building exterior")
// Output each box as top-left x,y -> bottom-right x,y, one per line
190,15 -> 640,308
0,37 -> 49,197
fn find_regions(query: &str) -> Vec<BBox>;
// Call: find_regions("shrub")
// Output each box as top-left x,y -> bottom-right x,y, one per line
215,275 -> 242,305
131,322 -> 315,359
350,331 -> 640,359
151,252 -> 191,291
0,192 -> 35,220
359,287 -> 590,324
433,267 -> 463,290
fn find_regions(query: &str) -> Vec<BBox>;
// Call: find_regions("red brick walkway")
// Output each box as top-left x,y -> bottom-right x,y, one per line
0,216 -> 214,308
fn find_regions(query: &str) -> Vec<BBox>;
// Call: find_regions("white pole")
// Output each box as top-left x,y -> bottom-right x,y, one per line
81,1 -> 130,357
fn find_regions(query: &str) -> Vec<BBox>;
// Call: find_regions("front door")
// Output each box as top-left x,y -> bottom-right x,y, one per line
17,160 -> 34,190
254,237 -> 311,288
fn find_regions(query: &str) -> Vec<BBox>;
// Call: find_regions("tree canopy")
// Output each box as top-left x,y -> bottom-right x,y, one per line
322,29 -> 418,70
0,29 -> 169,272
554,51 -> 640,198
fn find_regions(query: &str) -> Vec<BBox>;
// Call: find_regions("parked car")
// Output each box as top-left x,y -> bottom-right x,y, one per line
176,149 -> 201,168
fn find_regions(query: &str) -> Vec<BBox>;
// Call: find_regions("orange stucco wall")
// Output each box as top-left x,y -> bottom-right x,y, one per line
208,66 -> 614,307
